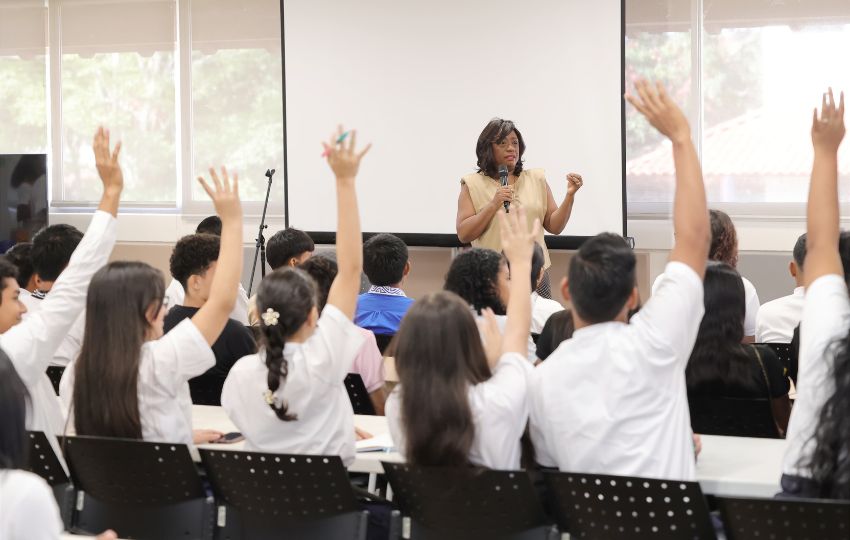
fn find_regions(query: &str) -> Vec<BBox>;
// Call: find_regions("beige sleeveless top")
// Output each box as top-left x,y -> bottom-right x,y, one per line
461,168 -> 551,268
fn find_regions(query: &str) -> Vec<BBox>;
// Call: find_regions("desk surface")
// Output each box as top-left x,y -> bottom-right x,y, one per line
192,405 -> 785,498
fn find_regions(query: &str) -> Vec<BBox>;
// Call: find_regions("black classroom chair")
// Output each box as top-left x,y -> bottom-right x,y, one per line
345,372 -> 377,415
383,463 -> 558,540
63,436 -> 215,540
689,396 -> 782,438
543,470 -> 717,539
189,375 -> 225,406
26,431 -> 74,529
46,365 -> 64,395
760,342 -> 793,378
199,449 -> 368,540
716,495 -> 850,540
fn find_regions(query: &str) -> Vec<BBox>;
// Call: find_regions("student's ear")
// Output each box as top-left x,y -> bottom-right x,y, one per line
560,276 -> 570,302
308,305 -> 319,326
187,274 -> 201,292
403,260 -> 411,277
536,267 -> 546,290
288,258 -> 298,268
627,286 -> 640,310
144,301 -> 160,325
789,261 -> 798,278
34,273 -> 49,291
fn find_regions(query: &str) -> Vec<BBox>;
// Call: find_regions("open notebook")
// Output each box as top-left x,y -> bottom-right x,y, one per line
356,433 -> 396,453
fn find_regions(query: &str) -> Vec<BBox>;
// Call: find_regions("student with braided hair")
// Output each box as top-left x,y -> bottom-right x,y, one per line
221,127 -> 370,465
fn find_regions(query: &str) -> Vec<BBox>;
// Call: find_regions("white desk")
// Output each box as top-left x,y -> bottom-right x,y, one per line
192,405 -> 786,497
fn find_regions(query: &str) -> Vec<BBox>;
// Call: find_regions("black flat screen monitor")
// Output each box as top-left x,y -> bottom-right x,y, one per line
0,154 -> 48,253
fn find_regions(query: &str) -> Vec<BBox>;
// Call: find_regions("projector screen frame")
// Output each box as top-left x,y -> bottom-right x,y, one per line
279,0 -> 627,250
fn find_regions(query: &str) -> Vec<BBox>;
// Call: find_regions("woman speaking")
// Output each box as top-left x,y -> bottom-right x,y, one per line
456,118 -> 583,298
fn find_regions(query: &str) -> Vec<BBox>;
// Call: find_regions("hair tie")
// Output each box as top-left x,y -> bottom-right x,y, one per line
261,308 -> 280,326
263,389 -> 275,406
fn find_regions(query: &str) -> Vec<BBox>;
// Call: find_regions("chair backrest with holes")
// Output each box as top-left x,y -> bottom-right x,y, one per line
543,471 -> 716,539
26,431 -> 74,528
689,396 -> 782,438
716,496 -> 850,540
64,436 -> 214,540
345,373 -> 376,415
383,463 -> 556,540
46,366 -> 64,395
199,449 -> 367,540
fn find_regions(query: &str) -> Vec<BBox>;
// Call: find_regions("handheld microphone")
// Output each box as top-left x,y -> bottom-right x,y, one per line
498,165 -> 510,213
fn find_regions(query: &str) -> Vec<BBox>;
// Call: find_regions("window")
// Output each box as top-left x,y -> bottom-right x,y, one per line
626,0 -> 850,214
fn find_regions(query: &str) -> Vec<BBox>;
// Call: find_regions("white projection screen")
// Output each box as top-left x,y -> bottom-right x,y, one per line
282,0 -> 624,245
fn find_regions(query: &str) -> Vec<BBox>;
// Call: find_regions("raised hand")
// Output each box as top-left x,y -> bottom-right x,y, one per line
197,167 -> 242,223
812,87 -> 845,154
323,125 -> 371,181
93,127 -> 123,194
566,173 -> 584,196
498,205 -> 541,266
625,80 -> 691,144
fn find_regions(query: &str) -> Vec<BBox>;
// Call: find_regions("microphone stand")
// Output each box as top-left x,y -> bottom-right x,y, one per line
248,169 -> 275,297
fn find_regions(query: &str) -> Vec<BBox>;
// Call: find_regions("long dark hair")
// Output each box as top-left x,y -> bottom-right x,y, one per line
685,262 -> 760,395
394,291 -> 492,466
256,267 -> 317,421
803,335 -> 850,498
444,248 -> 507,315
73,261 -> 165,439
0,349 -> 29,469
475,118 -> 526,179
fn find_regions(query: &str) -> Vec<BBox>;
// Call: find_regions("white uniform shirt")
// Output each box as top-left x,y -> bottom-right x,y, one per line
531,292 -> 564,334
164,278 -> 250,326
783,275 -> 849,477
20,297 -> 85,368
0,470 -> 63,540
531,261 -> 703,481
653,272 -> 760,337
62,318 -> 215,444
475,312 -> 537,363
221,305 -> 365,466
0,211 -> 116,462
385,351 -> 532,470
755,287 -> 805,343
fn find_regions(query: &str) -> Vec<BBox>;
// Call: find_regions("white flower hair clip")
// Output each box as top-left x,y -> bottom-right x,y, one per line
261,308 -> 280,327
263,389 -> 275,406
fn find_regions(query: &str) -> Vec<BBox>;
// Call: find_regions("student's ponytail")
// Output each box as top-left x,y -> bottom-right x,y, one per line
256,267 -> 318,422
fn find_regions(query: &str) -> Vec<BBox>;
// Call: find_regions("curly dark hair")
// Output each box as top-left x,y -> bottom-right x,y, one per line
475,118 -> 526,180
298,255 -> 338,311
444,248 -> 506,315
169,234 -> 220,289
709,209 -> 738,267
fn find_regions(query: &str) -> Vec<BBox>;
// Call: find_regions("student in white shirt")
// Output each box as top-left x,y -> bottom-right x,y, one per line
0,346 -> 116,540
68,166 -> 243,446
529,242 -> 563,333
221,127 -> 369,466
444,247 -> 538,362
0,128 -> 121,464
163,215 -> 250,325
756,233 -> 807,343
652,209 -> 760,342
528,81 -> 710,481
782,89 -> 850,499
386,207 -> 537,470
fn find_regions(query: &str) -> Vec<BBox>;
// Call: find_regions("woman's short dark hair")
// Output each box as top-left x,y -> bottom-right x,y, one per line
685,262 -> 760,395
475,118 -> 525,179
709,209 -> 738,267
567,233 -> 635,324
0,348 -> 29,469
444,248 -> 506,316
